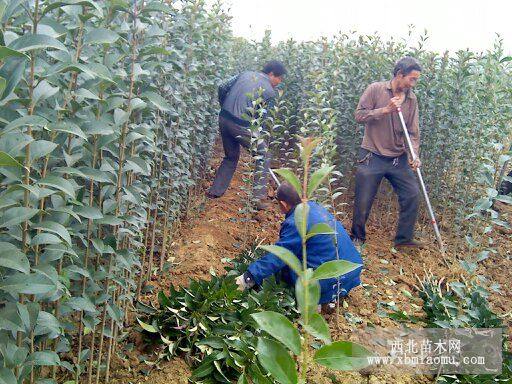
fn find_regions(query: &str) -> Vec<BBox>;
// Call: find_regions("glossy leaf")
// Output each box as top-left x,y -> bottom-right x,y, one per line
256,338 -> 298,384
251,311 -> 301,355
258,245 -> 302,276
314,341 -> 372,370
307,165 -> 334,198
301,313 -> 331,344
312,260 -> 362,280
273,168 -> 303,197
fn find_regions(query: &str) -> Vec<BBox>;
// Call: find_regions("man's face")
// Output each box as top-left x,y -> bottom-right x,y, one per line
268,72 -> 284,88
278,200 -> 290,214
398,70 -> 421,90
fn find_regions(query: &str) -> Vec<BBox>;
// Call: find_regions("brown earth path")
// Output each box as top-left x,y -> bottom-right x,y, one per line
109,143 -> 511,384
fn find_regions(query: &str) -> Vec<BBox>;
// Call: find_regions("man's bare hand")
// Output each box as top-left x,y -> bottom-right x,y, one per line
409,158 -> 421,171
385,96 -> 403,114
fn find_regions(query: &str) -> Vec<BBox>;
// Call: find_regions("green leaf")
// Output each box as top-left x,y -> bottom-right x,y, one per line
0,243 -> 29,273
195,337 -> 225,349
301,313 -> 331,344
52,122 -> 87,139
26,351 -> 60,366
66,296 -> 96,313
313,341 -> 372,370
35,311 -> 62,337
294,202 -> 309,240
305,222 -> 334,240
141,2 -> 173,14
272,168 -> 302,197
1,303 -> 24,333
137,318 -> 158,333
0,272 -> 56,296
237,373 -> 249,384
130,97 -> 147,110
75,88 -> 100,100
0,56 -> 26,100
251,311 -> 301,355
256,338 -> 298,384
0,367 -> 17,384
75,206 -> 103,220
33,80 -> 59,103
213,360 -> 231,382
0,207 -> 39,227
29,140 -> 58,161
79,167 -> 112,183
31,221 -> 72,245
46,62 -> 113,83
84,28 -> 120,45
312,260 -> 361,280
30,232 -> 62,246
9,34 -> 68,52
295,273 -> 320,317
191,361 -> 215,379
114,108 -> 129,126
2,115 -> 48,135
41,0 -> 102,16
0,76 -> 5,97
0,46 -> 29,60
299,137 -> 321,166
141,91 -> 171,112
0,151 -> 22,167
38,176 -> 75,199
259,245 -> 302,276
307,165 -> 334,198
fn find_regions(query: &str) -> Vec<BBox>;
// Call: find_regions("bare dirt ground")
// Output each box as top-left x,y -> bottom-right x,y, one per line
109,143 -> 511,384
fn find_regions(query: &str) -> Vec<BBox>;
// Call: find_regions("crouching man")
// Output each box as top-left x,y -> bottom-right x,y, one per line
236,182 -> 363,311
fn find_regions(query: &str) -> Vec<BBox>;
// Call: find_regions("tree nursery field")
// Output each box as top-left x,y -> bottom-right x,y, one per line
0,1 -> 510,383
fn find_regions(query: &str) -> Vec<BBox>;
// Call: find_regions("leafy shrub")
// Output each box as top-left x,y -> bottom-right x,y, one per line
387,273 -> 511,383
0,0 -> 231,382
140,249 -> 298,383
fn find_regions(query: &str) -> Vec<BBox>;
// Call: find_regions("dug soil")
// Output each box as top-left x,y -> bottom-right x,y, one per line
109,142 -> 512,384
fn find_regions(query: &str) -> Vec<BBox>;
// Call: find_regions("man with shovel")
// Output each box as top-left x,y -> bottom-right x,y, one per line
351,56 -> 424,250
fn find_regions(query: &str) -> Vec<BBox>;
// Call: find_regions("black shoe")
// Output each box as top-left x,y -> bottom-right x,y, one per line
394,239 -> 425,249
206,191 -> 221,199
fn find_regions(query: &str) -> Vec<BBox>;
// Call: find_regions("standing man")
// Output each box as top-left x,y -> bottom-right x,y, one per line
351,57 -> 423,249
207,61 -> 287,210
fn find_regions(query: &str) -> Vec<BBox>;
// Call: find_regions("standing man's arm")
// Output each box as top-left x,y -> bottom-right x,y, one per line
407,101 -> 421,170
355,84 -> 403,123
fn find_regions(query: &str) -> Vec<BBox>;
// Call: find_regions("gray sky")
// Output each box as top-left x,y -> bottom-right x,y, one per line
226,0 -> 512,55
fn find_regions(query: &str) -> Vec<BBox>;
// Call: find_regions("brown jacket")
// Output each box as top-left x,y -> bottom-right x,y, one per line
355,81 -> 420,157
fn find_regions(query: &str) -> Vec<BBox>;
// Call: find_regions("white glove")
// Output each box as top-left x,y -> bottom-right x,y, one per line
235,274 -> 247,291
235,273 -> 255,291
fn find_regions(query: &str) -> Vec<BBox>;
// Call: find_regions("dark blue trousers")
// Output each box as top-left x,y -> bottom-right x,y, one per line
351,148 -> 420,244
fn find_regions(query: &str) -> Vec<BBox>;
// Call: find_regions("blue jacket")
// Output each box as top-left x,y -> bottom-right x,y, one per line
247,201 -> 363,304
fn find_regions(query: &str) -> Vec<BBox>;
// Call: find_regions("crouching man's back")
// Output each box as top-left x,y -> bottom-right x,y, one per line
244,192 -> 363,304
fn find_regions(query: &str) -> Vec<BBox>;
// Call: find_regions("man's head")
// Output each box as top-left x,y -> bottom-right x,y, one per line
393,56 -> 422,90
262,60 -> 287,88
276,181 -> 301,214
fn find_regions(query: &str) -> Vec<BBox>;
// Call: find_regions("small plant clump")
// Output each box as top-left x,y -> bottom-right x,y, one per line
139,249 -> 298,383
386,272 -> 511,383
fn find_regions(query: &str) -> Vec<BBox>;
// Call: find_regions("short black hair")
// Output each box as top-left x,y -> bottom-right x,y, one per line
393,56 -> 422,77
262,60 -> 287,77
276,181 -> 301,207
